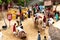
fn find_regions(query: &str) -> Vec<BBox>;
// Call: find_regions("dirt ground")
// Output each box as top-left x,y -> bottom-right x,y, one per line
0,17 -> 49,40
0,9 -> 49,40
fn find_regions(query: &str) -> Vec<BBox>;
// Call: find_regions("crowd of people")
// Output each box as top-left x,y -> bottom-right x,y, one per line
15,4 -> 54,40
0,3 -> 60,40
9,4 -> 60,40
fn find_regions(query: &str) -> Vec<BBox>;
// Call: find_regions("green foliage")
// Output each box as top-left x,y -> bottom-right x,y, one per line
26,0 -> 30,3
17,0 -> 24,6
39,2 -> 44,5
17,0 -> 30,6
0,0 -> 2,5
6,0 -> 12,4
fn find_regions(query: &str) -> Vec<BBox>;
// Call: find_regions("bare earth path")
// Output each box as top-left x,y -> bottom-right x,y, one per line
0,17 -> 49,40
0,10 -> 49,40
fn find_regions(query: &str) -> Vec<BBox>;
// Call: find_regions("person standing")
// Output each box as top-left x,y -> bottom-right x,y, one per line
48,36 -> 51,40
19,6 -> 22,14
8,3 -> 10,10
19,6 -> 22,22
55,12 -> 59,21
28,9 -> 31,18
48,18 -> 54,26
43,36 -> 47,40
43,16 -> 46,28
35,3 -> 38,10
33,6 -> 36,16
21,14 -> 24,21
13,23 -> 16,35
29,7 -> 32,13
0,30 -> 3,40
37,31 -> 41,40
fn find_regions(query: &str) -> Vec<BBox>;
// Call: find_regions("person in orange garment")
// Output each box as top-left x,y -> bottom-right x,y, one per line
13,23 -> 16,35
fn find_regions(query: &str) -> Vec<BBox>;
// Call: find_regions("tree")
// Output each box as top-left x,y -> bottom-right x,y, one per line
17,0 -> 30,6
39,2 -> 44,5
0,0 -> 2,5
17,0 -> 24,6
26,0 -> 30,6
6,0 -> 12,4
26,0 -> 30,2
3,0 -> 12,10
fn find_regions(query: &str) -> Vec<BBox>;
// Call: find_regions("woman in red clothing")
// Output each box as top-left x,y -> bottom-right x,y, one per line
13,23 -> 16,35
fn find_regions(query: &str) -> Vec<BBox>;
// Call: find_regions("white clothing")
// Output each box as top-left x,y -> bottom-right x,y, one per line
0,32 -> 3,40
48,18 -> 54,25
13,32 -> 16,34
48,36 -> 51,40
16,27 -> 24,32
43,23 -> 46,28
29,8 -> 32,11
29,7 -> 32,11
26,12 -> 28,14
35,13 -> 40,18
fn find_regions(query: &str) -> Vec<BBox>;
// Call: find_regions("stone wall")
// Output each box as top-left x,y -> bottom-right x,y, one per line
49,26 -> 60,40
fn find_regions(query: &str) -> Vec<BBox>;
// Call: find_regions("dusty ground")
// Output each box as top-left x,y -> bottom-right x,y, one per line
0,17 -> 49,40
0,9 -> 49,40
